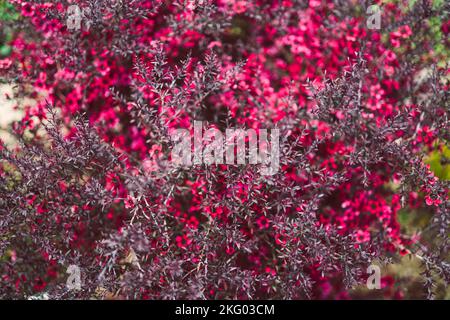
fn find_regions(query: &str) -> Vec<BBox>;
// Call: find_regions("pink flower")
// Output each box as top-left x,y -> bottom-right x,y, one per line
124,195 -> 136,209
0,59 -> 12,70
21,2 -> 34,17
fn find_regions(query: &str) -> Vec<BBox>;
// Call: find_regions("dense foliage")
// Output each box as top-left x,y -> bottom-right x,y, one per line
0,0 -> 448,299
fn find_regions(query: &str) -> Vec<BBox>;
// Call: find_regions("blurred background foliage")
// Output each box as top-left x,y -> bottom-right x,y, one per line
0,0 -> 448,299
0,0 -> 18,57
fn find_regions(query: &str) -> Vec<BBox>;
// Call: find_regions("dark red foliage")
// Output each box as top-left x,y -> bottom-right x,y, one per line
0,0 -> 448,299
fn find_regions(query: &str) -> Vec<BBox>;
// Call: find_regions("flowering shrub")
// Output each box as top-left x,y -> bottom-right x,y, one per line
0,0 -> 449,299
